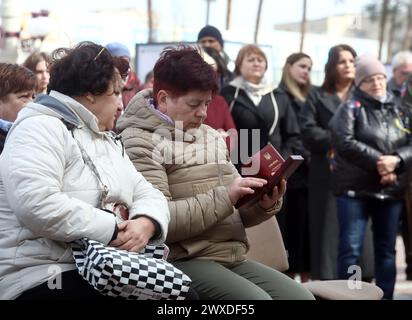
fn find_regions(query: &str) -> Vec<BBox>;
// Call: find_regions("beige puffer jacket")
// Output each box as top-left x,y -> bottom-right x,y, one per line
117,89 -> 282,265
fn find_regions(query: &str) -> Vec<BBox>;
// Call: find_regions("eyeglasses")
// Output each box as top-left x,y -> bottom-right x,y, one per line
362,75 -> 386,85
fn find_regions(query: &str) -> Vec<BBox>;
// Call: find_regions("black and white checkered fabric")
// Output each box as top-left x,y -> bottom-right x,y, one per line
71,239 -> 191,300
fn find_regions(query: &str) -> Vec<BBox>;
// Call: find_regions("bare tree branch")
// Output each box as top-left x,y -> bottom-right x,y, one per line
147,0 -> 154,43
205,0 -> 216,25
387,0 -> 400,60
378,0 -> 390,59
300,0 -> 307,52
226,0 -> 232,30
402,0 -> 412,50
254,0 -> 264,43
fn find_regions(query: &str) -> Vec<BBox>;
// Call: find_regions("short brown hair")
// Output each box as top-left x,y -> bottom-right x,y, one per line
153,46 -> 217,104
234,44 -> 268,76
22,52 -> 50,73
0,63 -> 36,99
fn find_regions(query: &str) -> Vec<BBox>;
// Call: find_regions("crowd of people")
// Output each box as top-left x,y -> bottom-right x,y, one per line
1,23 -> 412,300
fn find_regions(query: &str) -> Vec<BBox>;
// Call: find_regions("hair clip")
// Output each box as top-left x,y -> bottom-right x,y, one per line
93,47 -> 105,61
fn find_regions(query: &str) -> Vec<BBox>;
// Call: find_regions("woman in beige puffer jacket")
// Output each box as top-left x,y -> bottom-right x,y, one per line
117,47 -> 314,300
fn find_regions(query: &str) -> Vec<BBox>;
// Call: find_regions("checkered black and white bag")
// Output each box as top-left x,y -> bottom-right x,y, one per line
71,238 -> 191,300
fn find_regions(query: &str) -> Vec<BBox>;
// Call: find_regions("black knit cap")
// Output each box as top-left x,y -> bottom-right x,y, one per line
197,25 -> 224,48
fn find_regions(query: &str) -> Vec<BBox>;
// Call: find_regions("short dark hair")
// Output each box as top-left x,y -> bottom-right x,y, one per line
0,63 -> 36,99
153,46 -> 217,103
48,41 -> 129,96
322,44 -> 357,93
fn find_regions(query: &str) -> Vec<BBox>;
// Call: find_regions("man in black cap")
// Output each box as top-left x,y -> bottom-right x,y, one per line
197,25 -> 230,66
197,25 -> 234,88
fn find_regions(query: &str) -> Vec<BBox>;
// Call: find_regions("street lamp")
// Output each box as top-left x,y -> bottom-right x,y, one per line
205,0 -> 216,25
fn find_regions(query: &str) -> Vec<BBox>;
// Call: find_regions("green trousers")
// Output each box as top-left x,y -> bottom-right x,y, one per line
174,259 -> 315,300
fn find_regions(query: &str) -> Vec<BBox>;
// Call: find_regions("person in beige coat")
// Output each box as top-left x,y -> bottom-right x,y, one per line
117,47 -> 314,300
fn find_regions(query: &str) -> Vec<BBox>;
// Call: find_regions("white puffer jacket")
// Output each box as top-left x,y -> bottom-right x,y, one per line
0,91 -> 170,299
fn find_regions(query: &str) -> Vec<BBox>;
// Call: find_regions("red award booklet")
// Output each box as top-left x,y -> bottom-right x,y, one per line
235,144 -> 304,209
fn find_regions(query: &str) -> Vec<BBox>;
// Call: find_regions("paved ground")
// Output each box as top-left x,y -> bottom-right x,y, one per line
394,236 -> 412,300
293,236 -> 412,299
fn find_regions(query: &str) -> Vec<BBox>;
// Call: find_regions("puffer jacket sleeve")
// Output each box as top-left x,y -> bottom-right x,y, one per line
1,116 -> 117,244
239,199 -> 283,228
122,129 -> 234,244
123,154 -> 170,244
299,89 -> 331,153
329,103 -> 382,171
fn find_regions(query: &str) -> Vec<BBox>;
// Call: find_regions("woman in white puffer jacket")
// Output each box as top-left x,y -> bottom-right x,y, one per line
0,42 -> 170,300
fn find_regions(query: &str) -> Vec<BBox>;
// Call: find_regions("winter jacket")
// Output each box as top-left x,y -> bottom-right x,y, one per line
299,86 -> 343,155
0,91 -> 169,299
275,82 -> 310,189
116,89 -> 282,265
329,87 -> 412,199
221,79 -> 302,165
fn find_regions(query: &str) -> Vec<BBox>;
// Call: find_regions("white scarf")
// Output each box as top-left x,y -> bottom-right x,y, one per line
229,76 -> 275,106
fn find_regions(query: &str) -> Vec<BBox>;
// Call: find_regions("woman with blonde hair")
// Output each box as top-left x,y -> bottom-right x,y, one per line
280,53 -> 312,103
276,52 -> 313,282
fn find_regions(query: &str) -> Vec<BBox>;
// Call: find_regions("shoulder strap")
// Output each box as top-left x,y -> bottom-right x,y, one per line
61,119 -> 76,137
229,87 -> 240,112
60,119 -> 109,207
229,88 -> 279,136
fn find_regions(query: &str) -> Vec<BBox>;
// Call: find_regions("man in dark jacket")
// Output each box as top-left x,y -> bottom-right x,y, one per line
197,25 -> 231,70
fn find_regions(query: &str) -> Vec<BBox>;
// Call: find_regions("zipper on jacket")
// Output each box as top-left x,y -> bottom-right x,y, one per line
216,135 -> 224,186
231,245 -> 237,263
